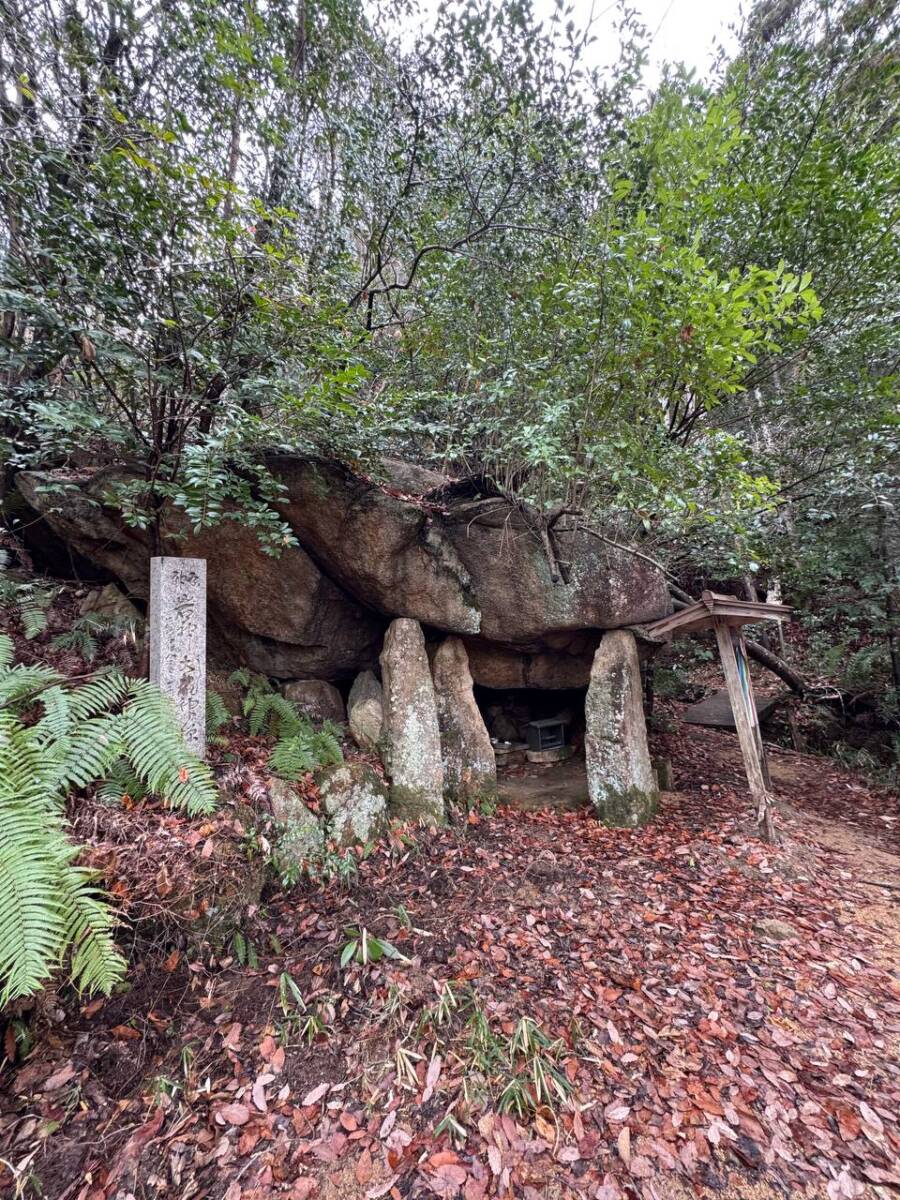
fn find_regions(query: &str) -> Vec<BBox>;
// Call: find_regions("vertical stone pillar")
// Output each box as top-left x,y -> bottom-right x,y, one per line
433,636 -> 496,803
149,556 -> 207,755
585,630 -> 658,826
380,618 -> 445,824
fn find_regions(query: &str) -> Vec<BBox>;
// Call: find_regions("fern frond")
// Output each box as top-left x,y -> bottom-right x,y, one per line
0,662 -> 62,709
35,684 -> 72,742
67,670 -> 131,720
269,735 -> 318,781
206,690 -> 230,739
21,601 -> 49,639
247,692 -> 305,738
228,667 -> 252,689
117,680 -> 217,815
51,628 -> 98,661
268,718 -> 343,781
0,715 -> 84,1004
0,634 -> 13,668
53,716 -> 123,790
60,865 -> 126,996
97,758 -> 148,806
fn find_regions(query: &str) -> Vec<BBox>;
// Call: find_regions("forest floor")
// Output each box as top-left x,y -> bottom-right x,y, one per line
2,704 -> 899,1200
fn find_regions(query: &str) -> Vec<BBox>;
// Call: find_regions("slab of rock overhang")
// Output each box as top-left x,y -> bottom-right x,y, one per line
585,630 -> 658,827
462,632 -> 601,689
267,455 -> 671,647
16,457 -> 671,681
16,469 -> 384,680
380,618 -> 445,824
432,637 -> 496,802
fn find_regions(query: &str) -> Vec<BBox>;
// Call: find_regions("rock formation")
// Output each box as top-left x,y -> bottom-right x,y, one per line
347,670 -> 385,752
585,631 -> 658,826
16,457 -> 670,685
282,680 -> 346,724
379,618 -> 445,823
318,763 -> 389,847
432,637 -> 496,801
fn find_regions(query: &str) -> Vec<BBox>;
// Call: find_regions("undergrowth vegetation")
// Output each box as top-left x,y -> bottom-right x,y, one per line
0,630 -> 217,1004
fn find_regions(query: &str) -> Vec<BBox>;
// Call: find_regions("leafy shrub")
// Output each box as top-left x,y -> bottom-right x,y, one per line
0,633 -> 217,1004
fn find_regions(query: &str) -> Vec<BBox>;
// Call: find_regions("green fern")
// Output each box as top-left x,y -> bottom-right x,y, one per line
0,573 -> 55,639
268,719 -> 343,781
0,633 -> 219,1004
206,689 -> 230,741
51,627 -> 98,661
246,691 -> 307,738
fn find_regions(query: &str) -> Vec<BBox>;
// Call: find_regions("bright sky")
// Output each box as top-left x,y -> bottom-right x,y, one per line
559,0 -> 744,83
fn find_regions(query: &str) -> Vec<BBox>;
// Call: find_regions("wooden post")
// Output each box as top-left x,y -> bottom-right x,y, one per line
713,617 -> 775,841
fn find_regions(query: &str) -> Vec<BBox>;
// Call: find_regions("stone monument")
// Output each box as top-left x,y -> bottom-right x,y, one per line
149,557 -> 207,755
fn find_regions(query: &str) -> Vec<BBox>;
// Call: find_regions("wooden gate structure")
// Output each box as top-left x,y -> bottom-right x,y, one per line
643,591 -> 792,840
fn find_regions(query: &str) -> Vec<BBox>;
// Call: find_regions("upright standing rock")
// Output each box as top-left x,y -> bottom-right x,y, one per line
150,557 -> 207,755
380,619 -> 445,824
585,630 -> 657,826
432,637 -> 496,802
347,669 -> 385,752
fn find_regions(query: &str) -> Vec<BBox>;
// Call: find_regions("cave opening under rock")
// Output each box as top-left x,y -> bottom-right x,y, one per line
473,684 -> 590,811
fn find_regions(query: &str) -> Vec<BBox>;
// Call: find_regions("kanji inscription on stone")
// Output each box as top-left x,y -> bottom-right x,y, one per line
149,557 -> 206,755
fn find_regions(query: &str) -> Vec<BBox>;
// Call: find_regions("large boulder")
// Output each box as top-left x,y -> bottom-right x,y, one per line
318,762 -> 389,847
282,679 -> 346,724
17,470 -> 384,680
432,637 -> 496,802
267,455 -> 671,649
585,631 -> 658,827
347,669 -> 385,752
380,618 -> 445,824
17,456 -> 671,679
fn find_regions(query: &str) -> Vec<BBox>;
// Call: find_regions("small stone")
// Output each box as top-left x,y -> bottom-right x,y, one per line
755,918 -> 799,941
653,756 -> 674,791
318,762 -> 389,847
282,679 -> 345,724
347,669 -> 385,752
380,618 -> 445,824
268,778 -> 324,864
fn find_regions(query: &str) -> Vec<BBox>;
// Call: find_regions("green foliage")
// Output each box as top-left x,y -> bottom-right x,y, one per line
339,926 -> 408,969
0,574 -> 55,640
0,632 -> 218,1004
268,723 -> 343,782
205,690 -> 231,742
51,624 -> 98,662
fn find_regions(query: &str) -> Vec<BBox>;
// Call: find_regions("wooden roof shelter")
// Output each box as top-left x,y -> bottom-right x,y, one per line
643,590 -> 792,641
643,591 -> 792,842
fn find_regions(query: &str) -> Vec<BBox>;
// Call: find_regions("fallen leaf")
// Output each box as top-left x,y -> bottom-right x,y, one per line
303,1082 -> 330,1106
218,1102 -> 251,1126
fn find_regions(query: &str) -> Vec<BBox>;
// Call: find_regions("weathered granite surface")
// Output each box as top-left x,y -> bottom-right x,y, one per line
380,618 -> 445,824
432,637 -> 496,802
149,556 -> 206,754
585,630 -> 658,826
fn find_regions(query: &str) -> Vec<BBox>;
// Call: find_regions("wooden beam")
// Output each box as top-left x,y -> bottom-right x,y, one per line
713,617 -> 776,842
643,594 -> 791,641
